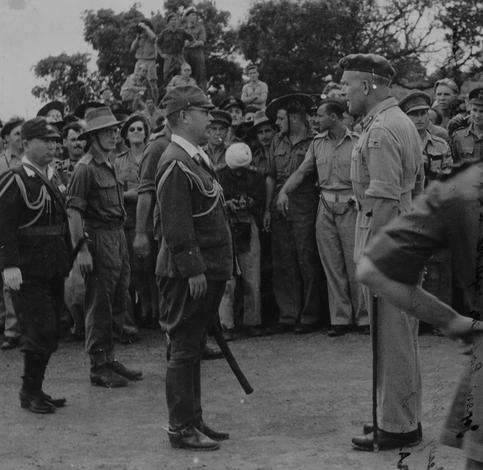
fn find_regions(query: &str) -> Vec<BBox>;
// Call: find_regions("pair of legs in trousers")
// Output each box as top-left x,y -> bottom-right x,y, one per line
271,213 -> 326,326
12,276 -> 65,413
159,277 -> 227,449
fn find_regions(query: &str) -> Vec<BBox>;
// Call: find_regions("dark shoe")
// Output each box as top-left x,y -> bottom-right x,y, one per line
202,345 -> 223,360
356,325 -> 370,335
293,323 -> 319,334
1,336 -> 20,350
19,390 -> 55,414
40,391 -> 66,408
168,426 -> 220,451
222,328 -> 243,342
362,422 -> 422,440
352,427 -> 421,451
90,364 -> 128,388
196,422 -> 229,441
328,325 -> 350,337
109,360 -> 143,381
245,325 -> 264,337
270,323 -> 293,335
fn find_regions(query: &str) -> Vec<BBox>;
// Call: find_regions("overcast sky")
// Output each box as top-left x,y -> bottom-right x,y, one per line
0,0 -> 249,121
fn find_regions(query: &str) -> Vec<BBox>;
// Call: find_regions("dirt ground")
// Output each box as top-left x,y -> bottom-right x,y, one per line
0,328 -> 470,470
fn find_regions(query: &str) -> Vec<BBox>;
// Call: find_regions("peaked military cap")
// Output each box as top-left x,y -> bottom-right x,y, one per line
398,90 -> 431,114
469,87 -> 483,106
21,117 -> 60,141
209,109 -> 232,127
162,85 -> 214,116
265,93 -> 314,121
220,96 -> 245,112
338,53 -> 395,80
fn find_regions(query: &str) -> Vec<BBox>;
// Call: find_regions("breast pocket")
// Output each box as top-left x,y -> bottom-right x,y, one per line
94,174 -> 120,207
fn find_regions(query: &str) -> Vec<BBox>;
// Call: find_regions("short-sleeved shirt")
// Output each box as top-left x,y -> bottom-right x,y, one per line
66,148 -> 126,229
241,80 -> 269,110
114,150 -> 142,229
351,97 -> 423,212
422,130 -> 453,185
451,123 -> 483,164
157,27 -> 193,55
135,35 -> 156,60
296,128 -> 358,192
184,23 -> 206,48
268,130 -> 318,218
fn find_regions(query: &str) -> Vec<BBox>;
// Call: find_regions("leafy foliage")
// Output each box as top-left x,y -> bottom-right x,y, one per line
31,52 -> 101,111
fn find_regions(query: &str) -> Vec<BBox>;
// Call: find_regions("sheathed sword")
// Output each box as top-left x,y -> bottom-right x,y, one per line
212,324 -> 253,395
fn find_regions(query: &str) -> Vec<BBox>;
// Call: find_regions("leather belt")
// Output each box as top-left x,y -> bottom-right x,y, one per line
18,225 -> 66,237
320,191 -> 354,203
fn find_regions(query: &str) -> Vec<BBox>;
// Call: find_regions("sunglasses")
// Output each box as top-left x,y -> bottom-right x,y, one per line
129,126 -> 144,132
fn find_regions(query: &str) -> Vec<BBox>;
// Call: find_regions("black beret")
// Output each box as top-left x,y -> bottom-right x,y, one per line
469,87 -> 483,106
338,53 -> 395,80
1,117 -> 25,139
398,90 -> 431,114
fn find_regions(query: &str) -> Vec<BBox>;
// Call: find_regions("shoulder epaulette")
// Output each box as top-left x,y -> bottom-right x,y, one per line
77,154 -> 94,165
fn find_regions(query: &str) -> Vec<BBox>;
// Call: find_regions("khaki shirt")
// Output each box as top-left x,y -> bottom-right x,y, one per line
351,97 -> 423,212
451,123 -> 483,164
422,130 -> 452,185
297,128 -> 357,192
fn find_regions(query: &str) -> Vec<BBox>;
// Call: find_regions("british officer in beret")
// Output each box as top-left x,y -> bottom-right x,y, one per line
340,53 -> 425,450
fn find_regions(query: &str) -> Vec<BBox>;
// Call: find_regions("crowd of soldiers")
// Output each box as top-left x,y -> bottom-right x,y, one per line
1,9 -> 483,464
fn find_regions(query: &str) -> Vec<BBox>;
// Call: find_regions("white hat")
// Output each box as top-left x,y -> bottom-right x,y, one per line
225,143 -> 252,169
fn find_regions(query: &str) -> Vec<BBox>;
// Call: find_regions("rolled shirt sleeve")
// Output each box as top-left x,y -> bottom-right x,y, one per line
66,163 -> 91,214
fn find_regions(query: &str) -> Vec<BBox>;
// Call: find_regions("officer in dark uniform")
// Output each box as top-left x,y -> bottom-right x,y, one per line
0,118 -> 71,413
66,107 -> 142,388
156,86 -> 232,450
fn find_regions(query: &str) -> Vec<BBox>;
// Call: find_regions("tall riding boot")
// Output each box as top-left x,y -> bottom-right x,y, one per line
165,363 -> 219,451
193,359 -> 229,441
38,354 -> 66,407
19,352 -> 55,414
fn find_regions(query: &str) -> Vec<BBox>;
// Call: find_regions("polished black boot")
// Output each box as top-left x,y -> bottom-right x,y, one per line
39,354 -> 66,408
20,352 -> 55,414
193,359 -> 229,441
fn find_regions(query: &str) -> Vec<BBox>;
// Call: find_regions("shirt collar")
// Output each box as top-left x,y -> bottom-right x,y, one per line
361,96 -> 399,130
22,155 -> 54,180
172,134 -> 212,167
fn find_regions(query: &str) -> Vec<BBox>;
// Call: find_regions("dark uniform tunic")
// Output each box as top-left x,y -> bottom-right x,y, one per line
156,135 -> 232,431
66,148 -> 130,362
0,161 -> 71,355
268,130 -> 326,326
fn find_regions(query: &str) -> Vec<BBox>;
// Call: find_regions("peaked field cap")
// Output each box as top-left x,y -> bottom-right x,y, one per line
433,78 -> 459,94
338,53 -> 395,79
1,117 -> 25,139
399,90 -> 432,114
469,87 -> 483,106
36,100 -> 65,119
162,85 -> 214,116
77,106 -> 123,139
220,96 -> 245,112
21,117 -> 60,141
265,93 -> 314,121
210,109 -> 232,127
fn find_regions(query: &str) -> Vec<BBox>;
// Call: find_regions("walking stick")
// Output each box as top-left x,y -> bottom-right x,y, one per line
372,293 -> 379,452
